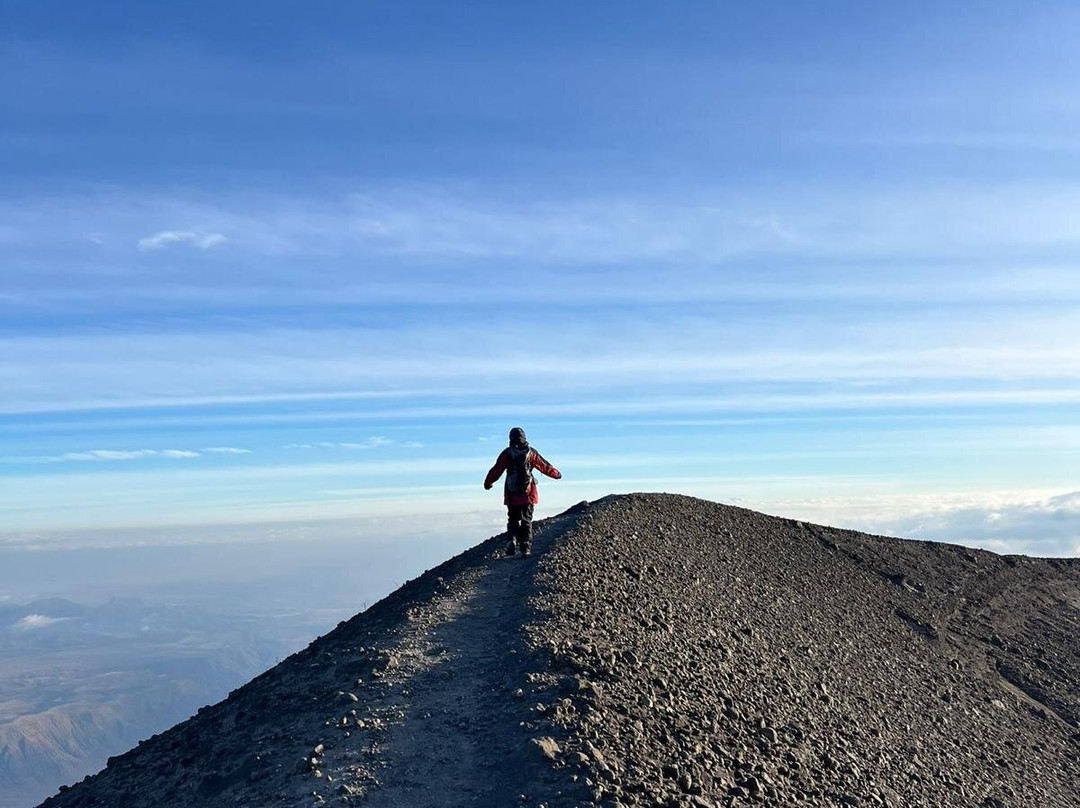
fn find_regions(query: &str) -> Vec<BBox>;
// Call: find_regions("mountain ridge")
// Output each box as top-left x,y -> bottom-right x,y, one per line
34,493 -> 1080,807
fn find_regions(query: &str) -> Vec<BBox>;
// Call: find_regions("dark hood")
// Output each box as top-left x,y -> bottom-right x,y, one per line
508,427 -> 528,448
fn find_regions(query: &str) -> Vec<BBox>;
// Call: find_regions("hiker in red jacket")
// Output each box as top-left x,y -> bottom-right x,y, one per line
484,427 -> 561,557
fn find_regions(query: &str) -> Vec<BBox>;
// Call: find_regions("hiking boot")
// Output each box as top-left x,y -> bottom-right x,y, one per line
505,540 -> 517,557
519,544 -> 531,558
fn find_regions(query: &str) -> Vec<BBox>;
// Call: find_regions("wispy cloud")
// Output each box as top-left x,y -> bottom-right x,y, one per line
284,438 -> 423,450
136,230 -> 227,251
10,182 -> 1080,284
36,386 -> 1080,429
340,436 -> 394,450
59,449 -> 201,462
59,447 -> 162,460
201,447 -> 252,455
3,307 -> 1080,419
0,448 -> 232,463
60,449 -> 160,462
151,183 -> 1080,262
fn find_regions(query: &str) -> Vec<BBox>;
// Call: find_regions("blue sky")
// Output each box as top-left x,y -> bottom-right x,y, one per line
2,1 -> 1079,555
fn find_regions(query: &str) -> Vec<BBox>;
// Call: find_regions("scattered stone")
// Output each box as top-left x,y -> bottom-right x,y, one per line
533,736 -> 562,761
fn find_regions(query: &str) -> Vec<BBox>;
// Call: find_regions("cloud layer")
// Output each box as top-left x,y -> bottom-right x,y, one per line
862,491 -> 1080,557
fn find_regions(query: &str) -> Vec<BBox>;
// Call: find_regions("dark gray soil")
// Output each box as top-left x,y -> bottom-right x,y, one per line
36,494 -> 1080,808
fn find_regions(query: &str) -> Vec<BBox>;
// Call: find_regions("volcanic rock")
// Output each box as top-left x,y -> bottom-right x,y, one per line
35,494 -> 1080,807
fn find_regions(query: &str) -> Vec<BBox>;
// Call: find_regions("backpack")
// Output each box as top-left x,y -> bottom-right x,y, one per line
505,446 -> 534,494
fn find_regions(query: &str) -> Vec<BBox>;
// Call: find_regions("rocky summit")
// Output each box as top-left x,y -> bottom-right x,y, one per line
35,494 -> 1080,808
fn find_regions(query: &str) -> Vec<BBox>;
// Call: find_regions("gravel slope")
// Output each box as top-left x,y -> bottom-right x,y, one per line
36,494 -> 1080,808
526,494 -> 1080,808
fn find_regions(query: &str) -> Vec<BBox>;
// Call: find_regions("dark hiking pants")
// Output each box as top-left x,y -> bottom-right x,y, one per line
507,504 -> 534,552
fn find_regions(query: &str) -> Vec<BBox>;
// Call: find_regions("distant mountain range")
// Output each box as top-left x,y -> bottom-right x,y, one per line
0,596 -> 296,808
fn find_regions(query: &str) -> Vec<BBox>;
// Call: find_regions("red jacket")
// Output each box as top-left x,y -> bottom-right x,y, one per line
484,447 -> 561,506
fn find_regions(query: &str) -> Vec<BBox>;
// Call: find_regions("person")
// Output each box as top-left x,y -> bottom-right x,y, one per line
484,427 -> 561,557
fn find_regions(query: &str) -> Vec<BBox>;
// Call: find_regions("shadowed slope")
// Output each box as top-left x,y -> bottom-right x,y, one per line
36,494 -> 1080,808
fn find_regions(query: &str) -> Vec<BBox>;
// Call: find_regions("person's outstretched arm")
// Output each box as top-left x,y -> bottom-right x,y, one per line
484,450 -> 509,489
530,450 -> 562,480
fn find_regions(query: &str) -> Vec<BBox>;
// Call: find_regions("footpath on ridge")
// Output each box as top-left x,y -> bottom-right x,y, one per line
320,508 -> 584,807
37,494 -> 1080,808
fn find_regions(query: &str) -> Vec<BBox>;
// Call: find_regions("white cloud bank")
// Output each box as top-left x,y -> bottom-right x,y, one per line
856,490 -> 1080,557
136,230 -> 227,251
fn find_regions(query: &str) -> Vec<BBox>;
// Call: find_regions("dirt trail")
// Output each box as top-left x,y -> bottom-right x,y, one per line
331,519 -> 569,808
